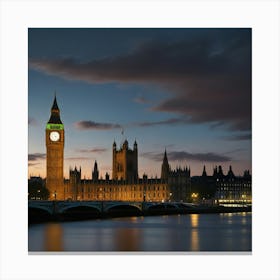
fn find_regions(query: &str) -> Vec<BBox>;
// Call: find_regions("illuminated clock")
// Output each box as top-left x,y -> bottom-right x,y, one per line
50,131 -> 60,141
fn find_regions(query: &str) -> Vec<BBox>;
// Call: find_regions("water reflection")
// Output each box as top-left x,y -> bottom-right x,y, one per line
190,214 -> 200,251
115,228 -> 140,251
220,212 -> 233,225
241,218 -> 247,225
44,223 -> 63,251
29,213 -> 252,252
190,214 -> 199,228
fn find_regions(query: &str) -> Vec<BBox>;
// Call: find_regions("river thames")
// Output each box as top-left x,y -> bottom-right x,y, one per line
28,212 -> 251,252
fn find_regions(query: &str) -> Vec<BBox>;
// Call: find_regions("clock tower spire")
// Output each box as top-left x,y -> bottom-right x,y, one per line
46,94 -> 65,200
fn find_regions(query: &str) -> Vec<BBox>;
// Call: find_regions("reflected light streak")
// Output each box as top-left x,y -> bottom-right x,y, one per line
116,228 -> 140,251
191,214 -> 199,228
44,223 -> 63,251
190,214 -> 200,251
191,230 -> 199,251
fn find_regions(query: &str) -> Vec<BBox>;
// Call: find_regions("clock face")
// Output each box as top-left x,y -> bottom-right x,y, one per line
50,131 -> 60,141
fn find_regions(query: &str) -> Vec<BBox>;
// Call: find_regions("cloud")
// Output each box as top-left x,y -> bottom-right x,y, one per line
134,117 -> 189,127
224,133 -> 251,141
75,117 -> 190,131
28,153 -> 46,161
74,121 -> 122,130
142,150 -> 231,163
76,148 -> 107,153
65,156 -> 91,161
29,29 -> 251,132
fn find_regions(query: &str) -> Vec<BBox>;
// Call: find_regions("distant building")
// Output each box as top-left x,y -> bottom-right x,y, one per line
190,165 -> 252,206
214,166 -> 252,206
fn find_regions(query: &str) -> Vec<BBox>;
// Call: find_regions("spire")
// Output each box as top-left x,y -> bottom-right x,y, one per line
218,165 -> 224,178
123,139 -> 128,150
94,160 -> 98,172
92,160 -> 99,182
202,165 -> 207,177
161,149 -> 170,180
48,94 -> 63,124
227,165 -> 235,178
51,94 -> 59,111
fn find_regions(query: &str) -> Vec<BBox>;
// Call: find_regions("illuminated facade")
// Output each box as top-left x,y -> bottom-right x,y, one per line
63,141 -> 191,202
191,165 -> 252,206
45,96 -> 64,200
44,96 -> 251,204
112,140 -> 138,183
213,166 -> 252,206
45,96 -> 191,202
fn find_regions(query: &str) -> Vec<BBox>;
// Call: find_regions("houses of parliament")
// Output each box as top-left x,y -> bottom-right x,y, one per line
42,96 -> 251,205
45,96 -> 191,202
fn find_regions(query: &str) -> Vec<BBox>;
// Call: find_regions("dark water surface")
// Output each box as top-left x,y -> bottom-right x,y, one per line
28,212 -> 251,252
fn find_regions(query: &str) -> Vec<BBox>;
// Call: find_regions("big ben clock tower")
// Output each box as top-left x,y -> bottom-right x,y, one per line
46,95 -> 64,200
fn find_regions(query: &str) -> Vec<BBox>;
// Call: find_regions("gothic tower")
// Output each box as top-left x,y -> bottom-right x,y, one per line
92,160 -> 99,183
46,95 -> 64,200
112,139 -> 138,183
69,166 -> 81,200
161,149 -> 170,181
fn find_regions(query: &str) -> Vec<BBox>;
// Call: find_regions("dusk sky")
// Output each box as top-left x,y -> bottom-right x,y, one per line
28,28 -> 251,179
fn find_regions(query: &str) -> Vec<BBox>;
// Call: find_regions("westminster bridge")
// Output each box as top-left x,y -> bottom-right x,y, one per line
29,200 -> 153,215
28,200 -> 251,223
28,200 -> 193,223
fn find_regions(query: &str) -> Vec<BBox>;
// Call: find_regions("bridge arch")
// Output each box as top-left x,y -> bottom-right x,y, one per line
28,205 -> 53,215
28,206 -> 53,223
60,205 -> 101,214
105,203 -> 142,214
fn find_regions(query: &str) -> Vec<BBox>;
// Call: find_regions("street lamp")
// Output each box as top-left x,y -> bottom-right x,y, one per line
37,189 -> 41,200
191,192 -> 198,203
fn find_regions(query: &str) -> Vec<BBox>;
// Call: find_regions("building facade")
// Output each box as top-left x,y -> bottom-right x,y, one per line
63,143 -> 191,202
213,166 -> 252,206
45,96 -> 191,202
190,165 -> 252,206
43,96 -> 251,203
112,140 -> 138,183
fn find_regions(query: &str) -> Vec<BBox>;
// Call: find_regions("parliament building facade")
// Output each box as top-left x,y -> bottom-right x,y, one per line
44,96 -> 251,204
46,96 -> 191,202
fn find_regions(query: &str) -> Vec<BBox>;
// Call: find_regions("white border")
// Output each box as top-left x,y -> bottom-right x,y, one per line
1,0 -> 279,279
